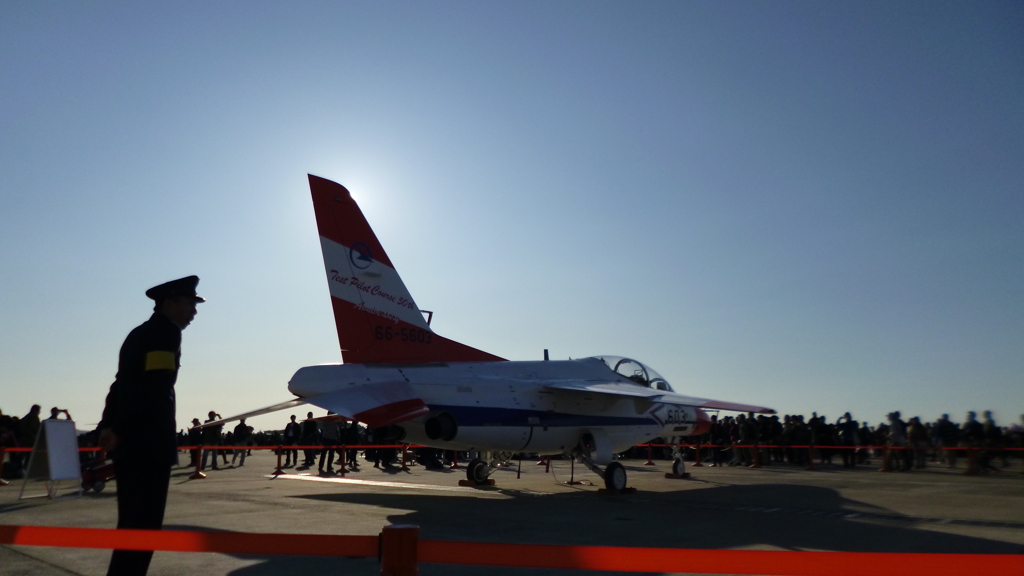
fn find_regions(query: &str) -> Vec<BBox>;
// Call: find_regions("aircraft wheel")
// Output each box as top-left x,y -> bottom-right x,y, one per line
93,481 -> 105,493
467,458 -> 489,484
603,461 -> 627,491
672,458 -> 685,477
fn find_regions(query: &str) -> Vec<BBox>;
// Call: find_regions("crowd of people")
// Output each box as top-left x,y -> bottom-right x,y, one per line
174,411 -> 412,474
3,405 -> 1023,480
636,410 -> 1024,473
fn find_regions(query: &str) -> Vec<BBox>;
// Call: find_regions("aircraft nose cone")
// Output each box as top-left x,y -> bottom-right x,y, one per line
692,408 -> 712,436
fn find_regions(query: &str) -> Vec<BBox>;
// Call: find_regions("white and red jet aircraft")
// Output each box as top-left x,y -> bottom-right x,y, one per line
215,175 -> 774,490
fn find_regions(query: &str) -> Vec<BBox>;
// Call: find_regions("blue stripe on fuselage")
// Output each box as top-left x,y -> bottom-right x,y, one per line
428,405 -> 654,428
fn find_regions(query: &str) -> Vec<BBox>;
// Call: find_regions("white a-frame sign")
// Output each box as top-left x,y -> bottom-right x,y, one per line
19,419 -> 82,500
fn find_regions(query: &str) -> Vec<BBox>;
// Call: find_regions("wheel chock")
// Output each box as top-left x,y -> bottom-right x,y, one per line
458,479 -> 496,487
664,472 -> 692,479
598,487 -> 638,495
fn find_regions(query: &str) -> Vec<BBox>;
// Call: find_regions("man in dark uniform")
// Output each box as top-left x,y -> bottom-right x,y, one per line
97,276 -> 204,576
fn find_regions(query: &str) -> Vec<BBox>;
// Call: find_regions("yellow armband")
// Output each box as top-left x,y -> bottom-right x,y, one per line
144,351 -> 176,371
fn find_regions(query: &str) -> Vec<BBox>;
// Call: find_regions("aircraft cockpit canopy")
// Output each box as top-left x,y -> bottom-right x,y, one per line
590,356 -> 674,392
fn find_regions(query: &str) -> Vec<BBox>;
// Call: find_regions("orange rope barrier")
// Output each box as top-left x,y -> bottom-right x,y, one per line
0,525 -> 377,557
417,540 -> 1024,575
1,524 -> 1020,575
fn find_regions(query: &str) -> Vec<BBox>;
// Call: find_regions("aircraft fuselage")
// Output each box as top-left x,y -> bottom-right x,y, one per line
288,358 -> 703,458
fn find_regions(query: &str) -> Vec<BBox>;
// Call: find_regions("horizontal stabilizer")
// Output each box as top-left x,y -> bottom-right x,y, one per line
304,381 -> 430,427
543,381 -> 775,414
197,398 -> 310,428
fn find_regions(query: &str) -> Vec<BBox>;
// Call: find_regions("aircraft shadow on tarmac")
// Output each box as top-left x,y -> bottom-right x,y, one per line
291,483 -> 1023,555
154,482 -> 1023,576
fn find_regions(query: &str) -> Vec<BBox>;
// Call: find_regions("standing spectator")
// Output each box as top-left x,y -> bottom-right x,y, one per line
962,411 -> 984,445
186,418 -> 202,467
201,411 -> 223,470
96,275 -> 204,576
907,417 -> 928,469
318,416 -> 341,474
780,415 -> 794,464
793,416 -> 810,466
48,407 -> 73,421
738,414 -> 757,467
768,415 -> 783,464
16,405 -> 42,468
726,416 -> 741,466
962,411 -> 984,473
231,419 -> 252,467
283,415 -> 301,467
980,410 -> 1003,472
838,413 -> 858,468
936,414 -> 961,468
0,409 -> 15,449
756,415 -> 772,466
708,415 -> 724,467
300,411 -> 319,468
857,422 -> 873,464
887,412 -> 909,471
0,409 -> 19,477
816,416 -> 835,466
345,420 -> 362,470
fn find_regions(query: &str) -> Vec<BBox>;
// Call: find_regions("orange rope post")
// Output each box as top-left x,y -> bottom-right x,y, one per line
879,446 -> 892,472
379,525 -> 419,576
544,456 -> 551,473
337,444 -> 347,476
400,445 -> 410,472
272,445 -> 285,476
805,445 -> 816,471
644,443 -> 656,466
189,445 -> 206,480
693,441 -> 703,467
748,445 -> 761,469
965,447 -> 979,475
451,450 -> 461,470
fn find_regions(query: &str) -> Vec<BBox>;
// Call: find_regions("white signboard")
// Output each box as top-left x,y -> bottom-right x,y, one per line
20,419 -> 82,499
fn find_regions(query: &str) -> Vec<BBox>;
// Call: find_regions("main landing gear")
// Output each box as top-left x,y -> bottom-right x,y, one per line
462,452 -> 513,487
466,458 -> 491,484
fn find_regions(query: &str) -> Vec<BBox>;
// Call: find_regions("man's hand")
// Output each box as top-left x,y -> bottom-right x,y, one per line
98,429 -> 119,453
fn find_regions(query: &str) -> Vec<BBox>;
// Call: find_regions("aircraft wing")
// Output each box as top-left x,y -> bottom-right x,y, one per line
196,398 -> 310,428
303,381 -> 430,428
543,381 -> 775,414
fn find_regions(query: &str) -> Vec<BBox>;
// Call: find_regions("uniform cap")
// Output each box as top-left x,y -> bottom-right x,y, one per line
145,276 -> 206,302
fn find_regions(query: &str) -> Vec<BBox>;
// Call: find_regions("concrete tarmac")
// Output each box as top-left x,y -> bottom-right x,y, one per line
2,452 -> 1023,575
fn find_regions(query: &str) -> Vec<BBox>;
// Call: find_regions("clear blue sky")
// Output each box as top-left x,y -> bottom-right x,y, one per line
2,2 -> 1021,432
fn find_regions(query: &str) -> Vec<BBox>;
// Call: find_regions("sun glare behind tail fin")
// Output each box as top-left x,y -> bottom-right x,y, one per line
308,174 -> 504,364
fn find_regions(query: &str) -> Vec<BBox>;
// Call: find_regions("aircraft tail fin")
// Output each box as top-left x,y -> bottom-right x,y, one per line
307,174 -> 505,364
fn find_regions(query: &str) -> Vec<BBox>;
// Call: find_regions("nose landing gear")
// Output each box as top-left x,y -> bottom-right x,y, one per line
572,437 -> 634,494
603,461 -> 627,491
665,438 -> 691,479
